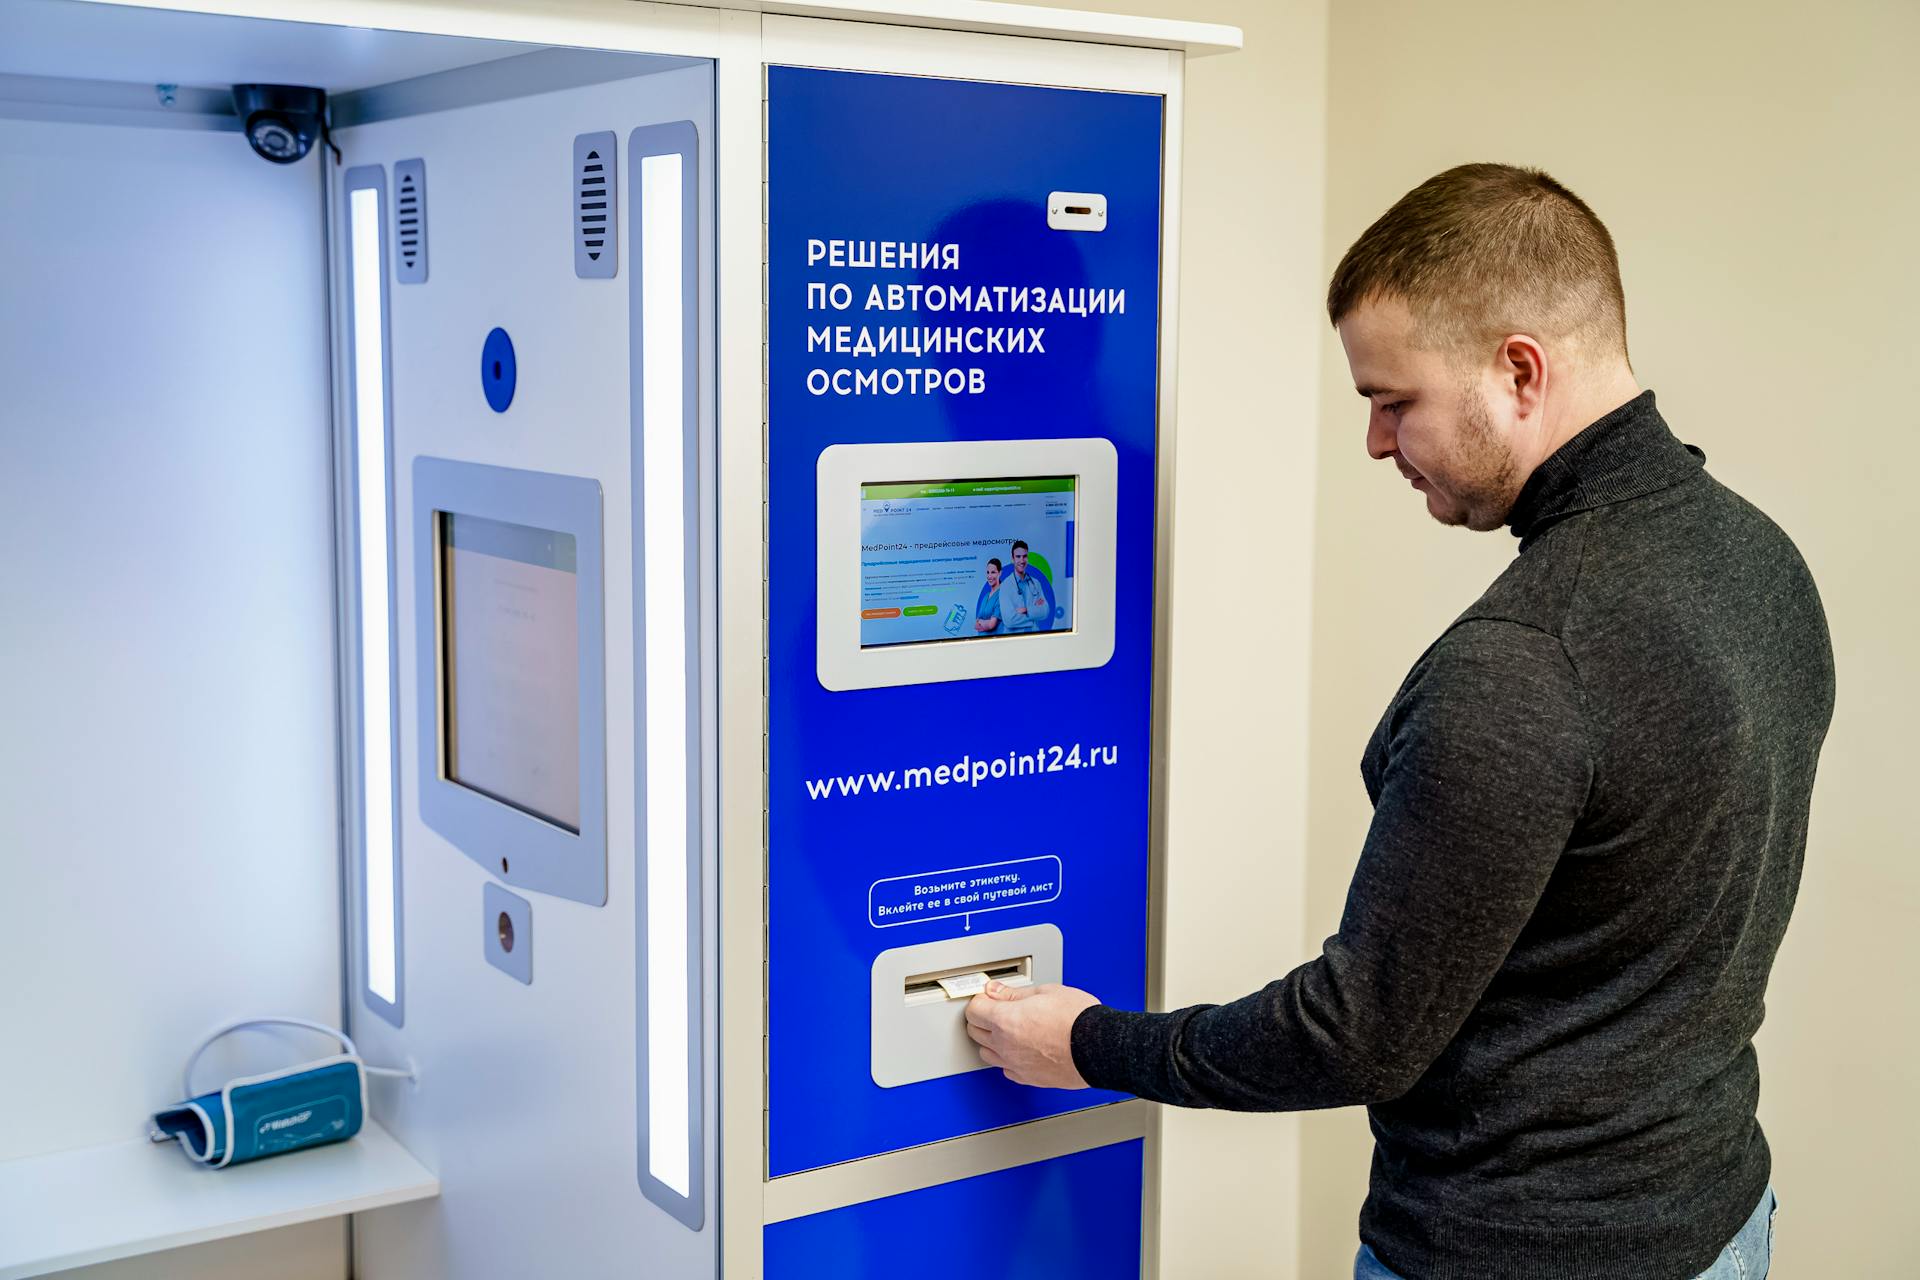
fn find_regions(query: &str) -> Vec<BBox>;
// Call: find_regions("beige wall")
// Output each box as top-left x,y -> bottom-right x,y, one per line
1157,4 -> 1327,1275
1304,1 -> 1920,1276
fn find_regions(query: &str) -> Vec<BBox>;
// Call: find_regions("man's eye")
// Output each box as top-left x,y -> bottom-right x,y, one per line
1382,400 -> 1408,415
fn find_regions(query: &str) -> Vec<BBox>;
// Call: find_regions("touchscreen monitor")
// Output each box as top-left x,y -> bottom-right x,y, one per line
440,512 -> 581,831
858,476 -> 1076,648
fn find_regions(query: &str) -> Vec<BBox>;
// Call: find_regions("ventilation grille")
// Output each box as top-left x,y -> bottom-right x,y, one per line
579,153 -> 608,257
573,130 -> 618,280
393,159 -> 427,284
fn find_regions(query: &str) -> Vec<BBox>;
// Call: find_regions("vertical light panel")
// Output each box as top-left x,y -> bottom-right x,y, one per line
346,171 -> 401,1024
642,147 -> 689,1198
633,119 -> 703,1230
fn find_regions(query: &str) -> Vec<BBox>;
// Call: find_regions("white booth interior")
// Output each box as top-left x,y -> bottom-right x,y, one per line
1,4 -> 717,1276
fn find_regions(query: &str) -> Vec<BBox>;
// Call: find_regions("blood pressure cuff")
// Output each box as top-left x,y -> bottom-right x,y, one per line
150,1055 -> 365,1168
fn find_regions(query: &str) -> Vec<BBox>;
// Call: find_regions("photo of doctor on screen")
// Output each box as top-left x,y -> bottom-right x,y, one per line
974,557 -> 1003,633
999,540 -> 1052,633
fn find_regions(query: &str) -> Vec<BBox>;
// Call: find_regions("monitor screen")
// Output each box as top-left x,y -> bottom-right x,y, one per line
858,476 -> 1076,648
440,512 -> 581,831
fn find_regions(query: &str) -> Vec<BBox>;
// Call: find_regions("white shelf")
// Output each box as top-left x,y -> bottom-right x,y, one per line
0,1121 -> 438,1279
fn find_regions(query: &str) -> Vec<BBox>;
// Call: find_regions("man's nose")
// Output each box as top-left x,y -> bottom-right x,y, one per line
1366,409 -> 1396,461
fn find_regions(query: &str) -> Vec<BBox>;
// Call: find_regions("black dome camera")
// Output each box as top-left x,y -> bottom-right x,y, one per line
231,84 -> 326,165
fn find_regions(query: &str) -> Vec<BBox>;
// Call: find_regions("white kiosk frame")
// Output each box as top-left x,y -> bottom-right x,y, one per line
1,4 -> 1235,1279
745,23 -> 1194,1277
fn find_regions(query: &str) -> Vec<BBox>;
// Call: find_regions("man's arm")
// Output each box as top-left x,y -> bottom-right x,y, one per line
1069,620 -> 1592,1111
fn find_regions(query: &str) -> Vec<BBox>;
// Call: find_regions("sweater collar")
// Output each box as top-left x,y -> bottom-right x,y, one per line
1507,390 -> 1702,543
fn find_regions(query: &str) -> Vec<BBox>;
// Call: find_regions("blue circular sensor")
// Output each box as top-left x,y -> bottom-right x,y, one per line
481,327 -> 517,413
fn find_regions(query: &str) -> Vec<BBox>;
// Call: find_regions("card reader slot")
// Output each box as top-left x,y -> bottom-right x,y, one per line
902,955 -> 1032,1003
871,923 -> 1063,1087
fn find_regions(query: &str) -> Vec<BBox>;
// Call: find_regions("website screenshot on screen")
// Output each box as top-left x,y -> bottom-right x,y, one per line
859,475 -> 1075,648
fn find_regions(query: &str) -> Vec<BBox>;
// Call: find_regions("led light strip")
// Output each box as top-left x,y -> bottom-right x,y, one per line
640,148 -> 690,1199
348,181 -> 399,1015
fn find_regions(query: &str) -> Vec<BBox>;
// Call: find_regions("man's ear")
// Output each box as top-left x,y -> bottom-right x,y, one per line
1497,333 -> 1550,421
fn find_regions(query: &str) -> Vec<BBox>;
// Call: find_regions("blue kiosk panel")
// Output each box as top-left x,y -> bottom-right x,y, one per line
767,67 -> 1164,1176
764,1141 -> 1146,1279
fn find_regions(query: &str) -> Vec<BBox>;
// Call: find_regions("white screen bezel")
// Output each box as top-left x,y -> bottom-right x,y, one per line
816,438 -> 1118,691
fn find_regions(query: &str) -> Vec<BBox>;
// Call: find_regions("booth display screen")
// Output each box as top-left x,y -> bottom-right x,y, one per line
858,476 -> 1076,648
439,512 -> 581,831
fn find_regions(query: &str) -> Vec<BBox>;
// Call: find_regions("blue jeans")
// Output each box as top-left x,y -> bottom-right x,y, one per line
1354,1187 -> 1777,1279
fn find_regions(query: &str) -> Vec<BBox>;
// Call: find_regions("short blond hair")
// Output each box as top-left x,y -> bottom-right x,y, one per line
1327,163 -> 1628,361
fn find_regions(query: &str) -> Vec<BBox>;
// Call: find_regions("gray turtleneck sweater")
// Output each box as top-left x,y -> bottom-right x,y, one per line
1071,393 -> 1835,1279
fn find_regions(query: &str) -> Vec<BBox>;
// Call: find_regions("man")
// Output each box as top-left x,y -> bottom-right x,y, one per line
965,164 -> 1834,1279
999,540 -> 1050,633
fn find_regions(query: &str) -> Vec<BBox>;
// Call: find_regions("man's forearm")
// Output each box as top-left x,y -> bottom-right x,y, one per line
1068,956 -> 1425,1112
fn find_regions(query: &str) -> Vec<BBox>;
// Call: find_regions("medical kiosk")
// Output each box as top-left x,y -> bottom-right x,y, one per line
0,2 -> 1238,1276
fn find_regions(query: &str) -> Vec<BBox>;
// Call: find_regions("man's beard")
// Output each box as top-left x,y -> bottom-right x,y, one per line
1432,388 -> 1521,531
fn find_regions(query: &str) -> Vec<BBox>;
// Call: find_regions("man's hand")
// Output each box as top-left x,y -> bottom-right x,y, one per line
964,981 -> 1099,1089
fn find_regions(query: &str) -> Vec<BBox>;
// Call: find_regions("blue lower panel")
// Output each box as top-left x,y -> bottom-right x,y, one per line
765,1139 -> 1144,1280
